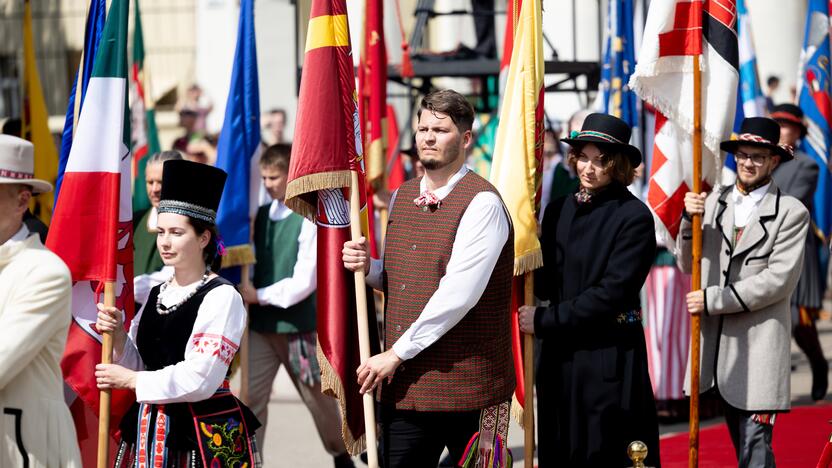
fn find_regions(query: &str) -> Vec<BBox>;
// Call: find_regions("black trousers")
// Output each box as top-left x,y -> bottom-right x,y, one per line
380,406 -> 480,468
724,403 -> 776,468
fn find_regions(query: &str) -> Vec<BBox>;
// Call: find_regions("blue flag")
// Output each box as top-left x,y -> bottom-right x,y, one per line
599,0 -> 637,129
723,0 -> 764,185
55,0 -> 106,199
798,0 -> 832,240
215,0 -> 261,280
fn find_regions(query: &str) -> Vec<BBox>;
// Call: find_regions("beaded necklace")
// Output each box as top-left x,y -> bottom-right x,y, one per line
156,267 -> 211,315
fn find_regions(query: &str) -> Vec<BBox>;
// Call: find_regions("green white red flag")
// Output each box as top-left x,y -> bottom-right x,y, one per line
46,0 -> 135,437
130,0 -> 161,212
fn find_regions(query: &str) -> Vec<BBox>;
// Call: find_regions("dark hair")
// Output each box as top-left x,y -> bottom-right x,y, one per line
268,108 -> 287,119
187,217 -> 223,272
417,89 -> 475,133
0,118 -> 22,137
260,143 -> 292,172
767,76 -> 780,87
566,143 -> 636,186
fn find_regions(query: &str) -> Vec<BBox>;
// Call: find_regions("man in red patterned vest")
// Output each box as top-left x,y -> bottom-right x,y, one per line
344,89 -> 515,467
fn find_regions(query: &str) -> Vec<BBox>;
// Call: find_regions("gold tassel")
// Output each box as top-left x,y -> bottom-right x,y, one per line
514,249 -> 543,276
317,342 -> 369,456
220,245 -> 256,269
285,171 -> 354,220
510,394 -> 526,428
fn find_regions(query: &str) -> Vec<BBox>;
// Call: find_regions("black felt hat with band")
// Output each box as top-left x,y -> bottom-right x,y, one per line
561,113 -> 642,166
720,117 -> 794,161
158,160 -> 227,225
770,103 -> 808,138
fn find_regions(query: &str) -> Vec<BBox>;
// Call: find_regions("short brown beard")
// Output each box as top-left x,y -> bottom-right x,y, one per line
419,141 -> 463,171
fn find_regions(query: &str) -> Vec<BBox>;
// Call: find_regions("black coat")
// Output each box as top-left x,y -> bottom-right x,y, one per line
534,182 -> 660,467
772,151 -> 825,309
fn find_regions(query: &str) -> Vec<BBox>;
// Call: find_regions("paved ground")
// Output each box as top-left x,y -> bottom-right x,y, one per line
248,319 -> 832,467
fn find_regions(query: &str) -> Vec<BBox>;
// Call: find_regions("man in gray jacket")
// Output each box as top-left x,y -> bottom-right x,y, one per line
679,117 -> 809,467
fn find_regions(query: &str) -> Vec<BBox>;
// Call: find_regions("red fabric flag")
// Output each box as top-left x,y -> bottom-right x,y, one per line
359,0 -> 388,190
285,0 -> 379,454
358,0 -> 387,257
385,104 -> 406,192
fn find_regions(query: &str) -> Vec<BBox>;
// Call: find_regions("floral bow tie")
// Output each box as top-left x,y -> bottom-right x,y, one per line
414,190 -> 442,211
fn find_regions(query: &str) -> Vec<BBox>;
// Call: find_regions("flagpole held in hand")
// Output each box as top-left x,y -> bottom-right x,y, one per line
350,170 -> 380,468
97,281 -> 115,468
689,53 -> 703,468
523,273 -> 536,468
240,263 -> 251,405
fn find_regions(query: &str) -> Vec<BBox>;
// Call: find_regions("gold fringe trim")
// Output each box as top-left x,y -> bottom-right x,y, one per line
514,248 -> 543,276
511,394 -> 526,428
220,245 -> 256,269
285,171 -> 354,220
317,342 -> 368,457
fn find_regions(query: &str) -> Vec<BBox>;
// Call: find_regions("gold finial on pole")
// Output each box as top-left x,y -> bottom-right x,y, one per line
628,440 -> 649,468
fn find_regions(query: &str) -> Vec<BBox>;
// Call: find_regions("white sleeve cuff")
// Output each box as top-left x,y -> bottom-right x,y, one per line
391,338 -> 418,361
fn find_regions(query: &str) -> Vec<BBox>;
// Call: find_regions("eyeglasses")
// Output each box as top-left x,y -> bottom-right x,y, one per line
734,151 -> 772,167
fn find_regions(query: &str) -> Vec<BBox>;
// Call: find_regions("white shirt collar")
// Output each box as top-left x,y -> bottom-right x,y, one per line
732,182 -> 770,204
269,199 -> 292,221
418,164 -> 470,200
3,225 -> 29,247
732,182 -> 770,228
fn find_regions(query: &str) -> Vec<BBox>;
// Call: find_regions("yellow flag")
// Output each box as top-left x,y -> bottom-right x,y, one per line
22,0 -> 59,224
488,0 -> 544,274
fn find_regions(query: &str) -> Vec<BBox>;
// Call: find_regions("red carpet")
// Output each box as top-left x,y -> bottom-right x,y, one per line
659,403 -> 832,467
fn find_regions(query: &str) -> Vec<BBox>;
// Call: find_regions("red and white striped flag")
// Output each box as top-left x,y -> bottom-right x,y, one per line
630,0 -> 739,240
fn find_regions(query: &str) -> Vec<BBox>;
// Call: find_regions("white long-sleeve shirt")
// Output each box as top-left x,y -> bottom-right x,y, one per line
254,200 -> 317,308
116,278 -> 246,404
366,165 -> 510,361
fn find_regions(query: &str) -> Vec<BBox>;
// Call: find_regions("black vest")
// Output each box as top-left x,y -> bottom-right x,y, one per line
138,277 -> 233,371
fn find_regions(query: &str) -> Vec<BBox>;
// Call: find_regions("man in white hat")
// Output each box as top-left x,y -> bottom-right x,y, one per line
0,134 -> 81,467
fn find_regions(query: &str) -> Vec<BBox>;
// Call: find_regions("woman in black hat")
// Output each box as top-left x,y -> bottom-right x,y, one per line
519,113 -> 660,467
94,160 -> 261,467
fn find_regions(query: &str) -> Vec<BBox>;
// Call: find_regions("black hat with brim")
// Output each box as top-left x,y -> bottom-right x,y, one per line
720,117 -> 794,161
770,103 -> 807,138
561,113 -> 642,166
158,159 -> 228,224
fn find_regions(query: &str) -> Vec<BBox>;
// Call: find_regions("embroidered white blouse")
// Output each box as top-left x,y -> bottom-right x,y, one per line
115,279 -> 246,404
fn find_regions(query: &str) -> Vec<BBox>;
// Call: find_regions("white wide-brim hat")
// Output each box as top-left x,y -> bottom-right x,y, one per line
0,134 -> 53,194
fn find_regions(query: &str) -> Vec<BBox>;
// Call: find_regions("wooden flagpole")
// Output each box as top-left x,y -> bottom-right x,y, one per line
523,273 -> 536,467
239,264 -> 251,405
97,282 -> 115,468
689,52 -> 703,468
349,170 -> 380,468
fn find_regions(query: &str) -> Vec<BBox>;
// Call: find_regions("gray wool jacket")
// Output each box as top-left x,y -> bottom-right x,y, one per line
677,182 -> 809,411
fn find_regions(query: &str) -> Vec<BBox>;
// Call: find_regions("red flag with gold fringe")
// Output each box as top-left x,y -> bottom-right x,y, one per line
285,0 -> 379,454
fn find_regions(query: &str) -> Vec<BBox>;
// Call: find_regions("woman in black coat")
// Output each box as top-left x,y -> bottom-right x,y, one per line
520,114 -> 660,467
